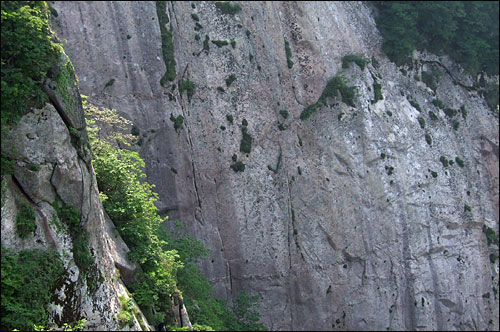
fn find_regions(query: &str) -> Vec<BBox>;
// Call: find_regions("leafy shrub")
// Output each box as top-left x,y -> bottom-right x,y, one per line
300,103 -> 320,120
279,109 -> 289,119
226,74 -> 237,87
341,55 -> 369,70
372,81 -> 383,103
385,165 -> 394,176
386,110 -> 393,116
444,108 -> 457,117
117,296 -> 139,328
1,247 -> 64,331
284,39 -> 293,69
16,203 -> 36,239
170,114 -> 184,131
231,39 -> 236,49
417,116 -> 426,129
156,1 -> 176,85
178,79 -> 196,100
432,98 -> 444,109
240,124 -> 252,154
409,99 -> 422,113
191,13 -> 199,21
482,225 -> 498,246
203,35 -> 210,53
431,171 -> 438,178
195,34 -> 201,41
278,123 -> 286,131
372,2 -> 499,76
1,1 -> 62,129
27,162 -> 41,171
226,114 -> 234,124
105,78 -> 115,87
194,22 -> 203,31
215,1 -> 242,15
439,156 -> 448,167
230,161 -> 245,172
429,111 -> 438,121
212,40 -> 229,48
455,156 -> 464,167
86,103 -> 181,325
425,133 -> 432,146
452,119 -> 460,130
131,125 -> 140,136
319,74 -> 357,107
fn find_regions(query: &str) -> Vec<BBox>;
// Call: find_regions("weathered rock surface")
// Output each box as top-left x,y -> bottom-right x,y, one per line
50,1 -> 499,330
2,94 -> 150,330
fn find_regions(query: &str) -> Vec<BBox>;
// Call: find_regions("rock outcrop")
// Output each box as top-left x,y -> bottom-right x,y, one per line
49,1 -> 498,330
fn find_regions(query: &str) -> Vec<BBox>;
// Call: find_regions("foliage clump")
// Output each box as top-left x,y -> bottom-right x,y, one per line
284,39 -> 294,69
421,69 -> 442,91
1,247 -> 65,331
425,133 -> 432,146
417,116 -> 425,129
373,2 -> 499,75
178,79 -> 196,100
226,74 -> 237,87
455,156 -> 464,167
279,109 -> 289,119
240,119 -> 252,154
215,1 -> 242,15
230,161 -> 245,172
156,1 -> 176,85
170,113 -> 184,131
341,55 -> 369,70
212,40 -> 229,48
372,81 -> 383,103
16,202 -> 36,239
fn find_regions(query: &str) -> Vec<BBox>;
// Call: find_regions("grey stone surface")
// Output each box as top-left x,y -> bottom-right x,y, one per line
50,1 -> 499,330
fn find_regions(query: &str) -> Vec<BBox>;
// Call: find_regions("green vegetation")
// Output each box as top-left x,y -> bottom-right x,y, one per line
217,86 -> 225,93
381,153 -> 386,159
284,39 -> 294,69
452,119 -> 460,130
455,156 -> 464,167
220,125 -> 226,131
341,55 -> 369,70
421,69 -> 442,91
425,133 -> 432,146
178,79 -> 196,100
1,247 -> 65,331
195,34 -> 201,41
431,170 -> 438,178
212,40 -> 229,48
385,165 -> 394,176
460,105 -> 467,120
1,1 -> 62,128
464,204 -> 471,212
117,296 -> 139,328
482,225 -> 498,246
226,114 -> 234,124
170,114 -> 184,131
300,103 -> 320,120
444,107 -> 457,117
432,98 -> 444,109
279,109 -> 289,119
226,74 -> 237,87
1,2 -> 63,176
191,13 -> 199,22
372,81 -> 383,103
195,22 -> 203,31
231,39 -> 236,49
439,156 -> 448,167
417,116 -> 425,129
230,161 -> 245,172
246,29 -> 251,38
483,82 -> 499,112
203,35 -> 210,54
105,78 -> 115,88
27,162 -> 41,172
16,202 -> 36,239
408,99 -> 421,112
429,111 -> 438,121
278,123 -> 286,131
386,110 -> 392,117
156,1 -> 176,85
240,119 -> 252,154
86,103 -> 266,329
373,2 -> 499,75
215,1 -> 242,15
319,74 -> 357,107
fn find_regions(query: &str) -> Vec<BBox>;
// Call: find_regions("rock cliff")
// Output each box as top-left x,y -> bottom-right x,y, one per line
45,1 -> 499,330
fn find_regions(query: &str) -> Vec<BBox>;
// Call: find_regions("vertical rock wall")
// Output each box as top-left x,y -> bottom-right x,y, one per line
50,1 -> 499,330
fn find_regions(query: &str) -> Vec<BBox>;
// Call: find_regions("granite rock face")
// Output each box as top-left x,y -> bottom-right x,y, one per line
2,81 -> 150,330
50,1 -> 499,330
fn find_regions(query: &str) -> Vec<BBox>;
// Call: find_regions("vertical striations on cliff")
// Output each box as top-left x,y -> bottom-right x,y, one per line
49,1 -> 498,330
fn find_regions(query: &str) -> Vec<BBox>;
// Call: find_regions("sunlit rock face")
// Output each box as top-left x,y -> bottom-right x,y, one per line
51,1 -> 498,330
